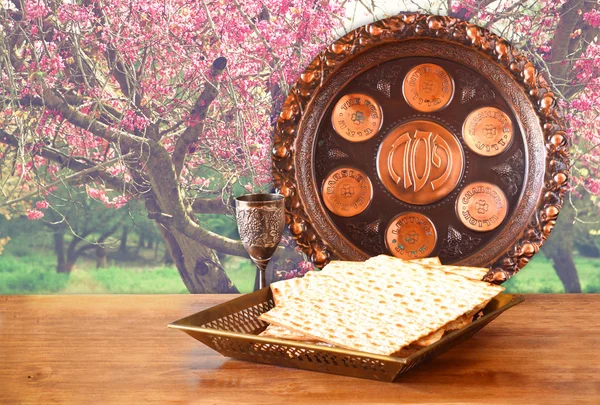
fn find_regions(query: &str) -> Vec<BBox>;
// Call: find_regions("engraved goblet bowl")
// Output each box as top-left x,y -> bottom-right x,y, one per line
235,193 -> 285,291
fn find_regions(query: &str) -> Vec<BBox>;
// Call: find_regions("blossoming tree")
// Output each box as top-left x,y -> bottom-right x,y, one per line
0,0 -> 347,292
1,0 -> 598,293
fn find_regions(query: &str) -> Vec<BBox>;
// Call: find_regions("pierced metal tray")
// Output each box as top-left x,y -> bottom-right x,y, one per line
169,289 -> 524,382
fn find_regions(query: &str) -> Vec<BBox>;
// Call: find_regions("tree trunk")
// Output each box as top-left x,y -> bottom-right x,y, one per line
142,184 -> 238,293
541,203 -> 582,293
154,239 -> 160,261
55,233 -> 78,273
54,230 -> 67,273
96,246 -> 107,268
156,225 -> 239,293
64,237 -> 85,274
550,0 -> 584,91
59,261 -> 75,273
163,248 -> 174,264
136,232 -> 145,255
119,226 -> 128,255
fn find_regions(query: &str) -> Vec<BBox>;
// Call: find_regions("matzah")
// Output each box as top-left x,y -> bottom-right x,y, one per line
366,255 -> 488,280
263,256 -> 493,344
270,257 -> 446,306
260,324 -> 318,342
259,259 -> 503,355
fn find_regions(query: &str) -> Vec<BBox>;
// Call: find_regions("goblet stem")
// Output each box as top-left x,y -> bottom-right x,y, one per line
253,259 -> 269,291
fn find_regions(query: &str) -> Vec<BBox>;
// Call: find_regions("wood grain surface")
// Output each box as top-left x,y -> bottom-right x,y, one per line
1,294 -> 599,405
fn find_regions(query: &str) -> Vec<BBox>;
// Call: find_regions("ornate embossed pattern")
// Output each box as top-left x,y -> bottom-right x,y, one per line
456,182 -> 508,232
493,149 -> 525,196
236,206 -> 285,248
438,225 -> 482,260
347,220 -> 384,255
272,13 -> 569,282
363,64 -> 403,98
328,148 -> 349,160
315,131 -> 345,180
456,68 -> 496,104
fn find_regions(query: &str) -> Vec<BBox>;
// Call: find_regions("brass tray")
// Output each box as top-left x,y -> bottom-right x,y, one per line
272,13 -> 570,283
169,289 -> 524,382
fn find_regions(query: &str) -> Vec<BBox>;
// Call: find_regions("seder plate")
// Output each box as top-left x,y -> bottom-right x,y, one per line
272,14 -> 570,283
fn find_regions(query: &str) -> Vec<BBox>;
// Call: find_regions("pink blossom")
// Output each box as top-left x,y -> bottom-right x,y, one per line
26,209 -> 44,220
584,9 -> 600,28
297,260 -> 314,275
87,187 -> 104,200
192,177 -> 211,188
35,200 -> 49,209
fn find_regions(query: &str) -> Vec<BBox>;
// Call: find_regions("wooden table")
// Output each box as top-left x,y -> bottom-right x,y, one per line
1,295 -> 599,405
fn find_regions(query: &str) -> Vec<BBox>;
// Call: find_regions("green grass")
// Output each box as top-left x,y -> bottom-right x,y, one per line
504,254 -> 600,293
0,251 -> 256,294
223,256 -> 256,294
0,253 -> 70,294
1,249 -> 599,294
0,252 -> 188,294
86,266 -> 189,294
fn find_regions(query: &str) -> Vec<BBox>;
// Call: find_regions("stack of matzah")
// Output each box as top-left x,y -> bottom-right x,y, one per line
258,255 -> 503,355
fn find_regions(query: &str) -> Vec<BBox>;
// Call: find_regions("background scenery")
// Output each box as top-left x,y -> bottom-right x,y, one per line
1,0 -> 599,294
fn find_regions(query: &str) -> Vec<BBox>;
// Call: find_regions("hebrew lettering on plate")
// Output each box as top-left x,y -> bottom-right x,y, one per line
377,120 -> 464,205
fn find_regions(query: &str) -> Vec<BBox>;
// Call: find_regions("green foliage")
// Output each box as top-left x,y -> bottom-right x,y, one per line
197,213 -> 240,239
0,216 -> 53,256
2,209 -> 600,295
0,251 -> 188,294
0,253 -> 69,293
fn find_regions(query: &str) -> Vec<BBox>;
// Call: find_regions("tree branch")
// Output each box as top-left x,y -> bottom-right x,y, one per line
484,0 -> 527,29
182,221 -> 249,257
5,94 -> 124,127
84,1 -> 138,103
67,227 -> 94,260
74,223 -> 120,257
0,153 -> 131,208
191,197 -> 231,215
231,0 -> 280,65
550,0 -> 584,88
451,0 -> 497,19
0,128 -> 142,196
172,57 -> 227,177
73,243 -> 99,257
141,137 -> 250,257
156,213 -> 249,258
41,89 -> 148,150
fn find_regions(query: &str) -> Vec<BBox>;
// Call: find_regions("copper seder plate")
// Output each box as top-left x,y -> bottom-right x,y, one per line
272,13 -> 570,284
